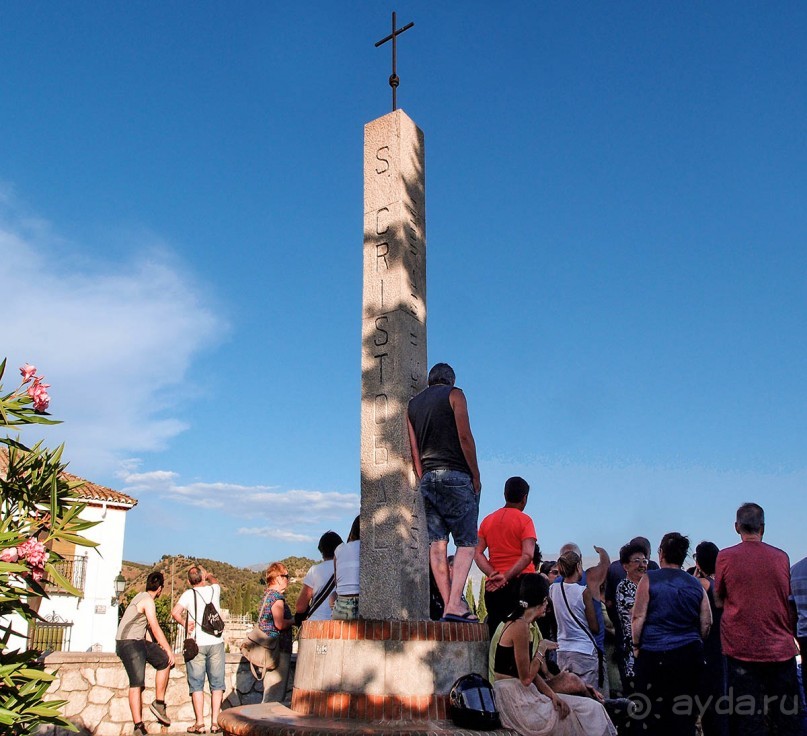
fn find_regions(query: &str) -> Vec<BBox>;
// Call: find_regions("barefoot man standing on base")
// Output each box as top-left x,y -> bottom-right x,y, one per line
407,362 -> 481,622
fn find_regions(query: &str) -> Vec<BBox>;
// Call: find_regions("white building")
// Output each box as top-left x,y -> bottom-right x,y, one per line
1,452 -> 137,653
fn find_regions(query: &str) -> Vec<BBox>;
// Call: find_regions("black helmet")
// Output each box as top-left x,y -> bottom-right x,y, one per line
448,673 -> 501,731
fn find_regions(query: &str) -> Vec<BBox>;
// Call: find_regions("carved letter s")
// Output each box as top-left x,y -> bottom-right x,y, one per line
375,146 -> 390,174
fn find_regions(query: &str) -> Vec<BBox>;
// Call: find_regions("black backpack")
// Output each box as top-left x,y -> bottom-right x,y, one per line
195,590 -> 224,637
449,673 -> 501,731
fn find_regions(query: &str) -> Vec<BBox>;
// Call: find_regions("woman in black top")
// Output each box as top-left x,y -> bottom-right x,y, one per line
492,574 -> 616,736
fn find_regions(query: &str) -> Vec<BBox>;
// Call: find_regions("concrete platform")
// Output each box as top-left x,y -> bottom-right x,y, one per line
218,702 -> 518,736
292,619 -> 489,720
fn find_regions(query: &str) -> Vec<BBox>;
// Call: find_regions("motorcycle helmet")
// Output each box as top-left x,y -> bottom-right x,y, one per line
448,673 -> 501,730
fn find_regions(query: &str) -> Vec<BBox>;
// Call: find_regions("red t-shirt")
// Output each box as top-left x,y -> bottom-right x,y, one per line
714,540 -> 798,662
478,507 -> 537,575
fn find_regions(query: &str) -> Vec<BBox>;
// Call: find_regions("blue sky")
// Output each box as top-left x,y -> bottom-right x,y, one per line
1,3 -> 805,570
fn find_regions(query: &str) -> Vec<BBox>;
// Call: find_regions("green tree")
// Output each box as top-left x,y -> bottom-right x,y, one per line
465,579 -> 476,616
0,360 -> 98,734
476,577 -> 488,623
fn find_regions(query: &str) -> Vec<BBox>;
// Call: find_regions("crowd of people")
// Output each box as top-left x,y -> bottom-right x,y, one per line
408,363 -> 806,735
111,516 -> 365,735
473,496 -> 806,736
112,361 -> 805,736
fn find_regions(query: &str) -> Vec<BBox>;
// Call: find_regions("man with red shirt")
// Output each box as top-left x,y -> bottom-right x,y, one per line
714,502 -> 801,736
474,476 -> 537,637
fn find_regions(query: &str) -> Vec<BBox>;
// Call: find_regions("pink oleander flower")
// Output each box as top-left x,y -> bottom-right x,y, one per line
17,538 -> 48,568
20,364 -> 37,383
31,566 -> 45,582
0,547 -> 19,563
32,389 -> 50,413
27,380 -> 51,413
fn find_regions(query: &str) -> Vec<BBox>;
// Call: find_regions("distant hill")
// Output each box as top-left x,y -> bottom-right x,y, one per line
247,557 -> 316,576
122,554 -> 317,618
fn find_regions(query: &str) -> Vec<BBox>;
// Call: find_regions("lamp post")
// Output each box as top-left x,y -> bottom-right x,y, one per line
113,573 -> 126,606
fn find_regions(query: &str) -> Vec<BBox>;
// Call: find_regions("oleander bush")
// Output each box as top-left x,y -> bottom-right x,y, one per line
0,359 -> 98,735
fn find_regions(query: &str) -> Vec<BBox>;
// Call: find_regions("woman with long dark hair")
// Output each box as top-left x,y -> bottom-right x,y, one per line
492,573 -> 616,736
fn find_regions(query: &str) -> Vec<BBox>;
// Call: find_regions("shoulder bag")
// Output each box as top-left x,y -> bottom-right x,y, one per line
182,597 -> 199,662
294,573 -> 335,627
559,582 -> 605,688
240,593 -> 280,679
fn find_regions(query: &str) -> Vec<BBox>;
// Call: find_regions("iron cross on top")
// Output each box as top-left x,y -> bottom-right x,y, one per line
375,11 -> 414,112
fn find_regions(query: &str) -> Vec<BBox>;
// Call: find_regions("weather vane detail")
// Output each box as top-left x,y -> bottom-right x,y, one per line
375,11 -> 414,112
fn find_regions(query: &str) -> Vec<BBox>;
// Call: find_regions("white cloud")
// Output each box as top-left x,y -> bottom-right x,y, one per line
0,186 -> 226,477
237,527 -> 316,543
118,464 -> 359,520
122,470 -> 181,490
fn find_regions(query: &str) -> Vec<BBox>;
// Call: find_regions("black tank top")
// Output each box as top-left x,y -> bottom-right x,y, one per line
494,641 -> 534,678
407,384 -> 471,475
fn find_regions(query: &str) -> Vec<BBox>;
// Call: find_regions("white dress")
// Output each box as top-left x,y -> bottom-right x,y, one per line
493,678 -> 617,736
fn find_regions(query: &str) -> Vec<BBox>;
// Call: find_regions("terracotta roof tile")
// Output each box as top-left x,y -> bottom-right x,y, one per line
0,449 -> 137,507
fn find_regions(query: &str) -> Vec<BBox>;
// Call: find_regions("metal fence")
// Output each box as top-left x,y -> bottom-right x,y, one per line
29,617 -> 73,652
168,620 -> 184,653
43,555 -> 87,596
226,614 -> 254,625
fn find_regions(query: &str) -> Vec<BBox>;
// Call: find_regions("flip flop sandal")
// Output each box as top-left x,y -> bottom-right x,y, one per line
440,611 -> 480,623
187,725 -> 206,734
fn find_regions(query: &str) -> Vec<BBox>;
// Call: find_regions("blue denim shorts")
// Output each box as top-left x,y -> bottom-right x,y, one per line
186,642 -> 226,693
419,469 -> 479,547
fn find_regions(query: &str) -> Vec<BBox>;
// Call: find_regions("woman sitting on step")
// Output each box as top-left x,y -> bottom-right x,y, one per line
492,573 -> 617,736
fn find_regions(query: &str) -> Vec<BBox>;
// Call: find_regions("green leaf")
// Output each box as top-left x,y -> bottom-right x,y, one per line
0,562 -> 28,574
16,668 -> 54,682
25,704 -> 65,716
43,561 -> 81,597
50,471 -> 57,522
48,532 -> 98,549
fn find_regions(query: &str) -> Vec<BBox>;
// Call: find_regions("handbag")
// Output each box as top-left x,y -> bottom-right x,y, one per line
183,604 -> 199,662
240,594 -> 281,679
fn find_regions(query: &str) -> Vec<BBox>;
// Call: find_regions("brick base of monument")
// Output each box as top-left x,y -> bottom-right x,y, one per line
218,619 -> 518,736
291,619 -> 489,720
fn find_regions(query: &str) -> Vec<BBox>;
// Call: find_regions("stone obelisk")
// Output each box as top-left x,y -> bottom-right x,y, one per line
260,108 -> 488,726
359,109 -> 429,621
288,111 -> 487,722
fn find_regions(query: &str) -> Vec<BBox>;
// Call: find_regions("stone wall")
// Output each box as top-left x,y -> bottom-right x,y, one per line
37,651 -> 279,736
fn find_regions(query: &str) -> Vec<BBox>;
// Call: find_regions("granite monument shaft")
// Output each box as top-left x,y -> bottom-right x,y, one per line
359,109 -> 429,620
